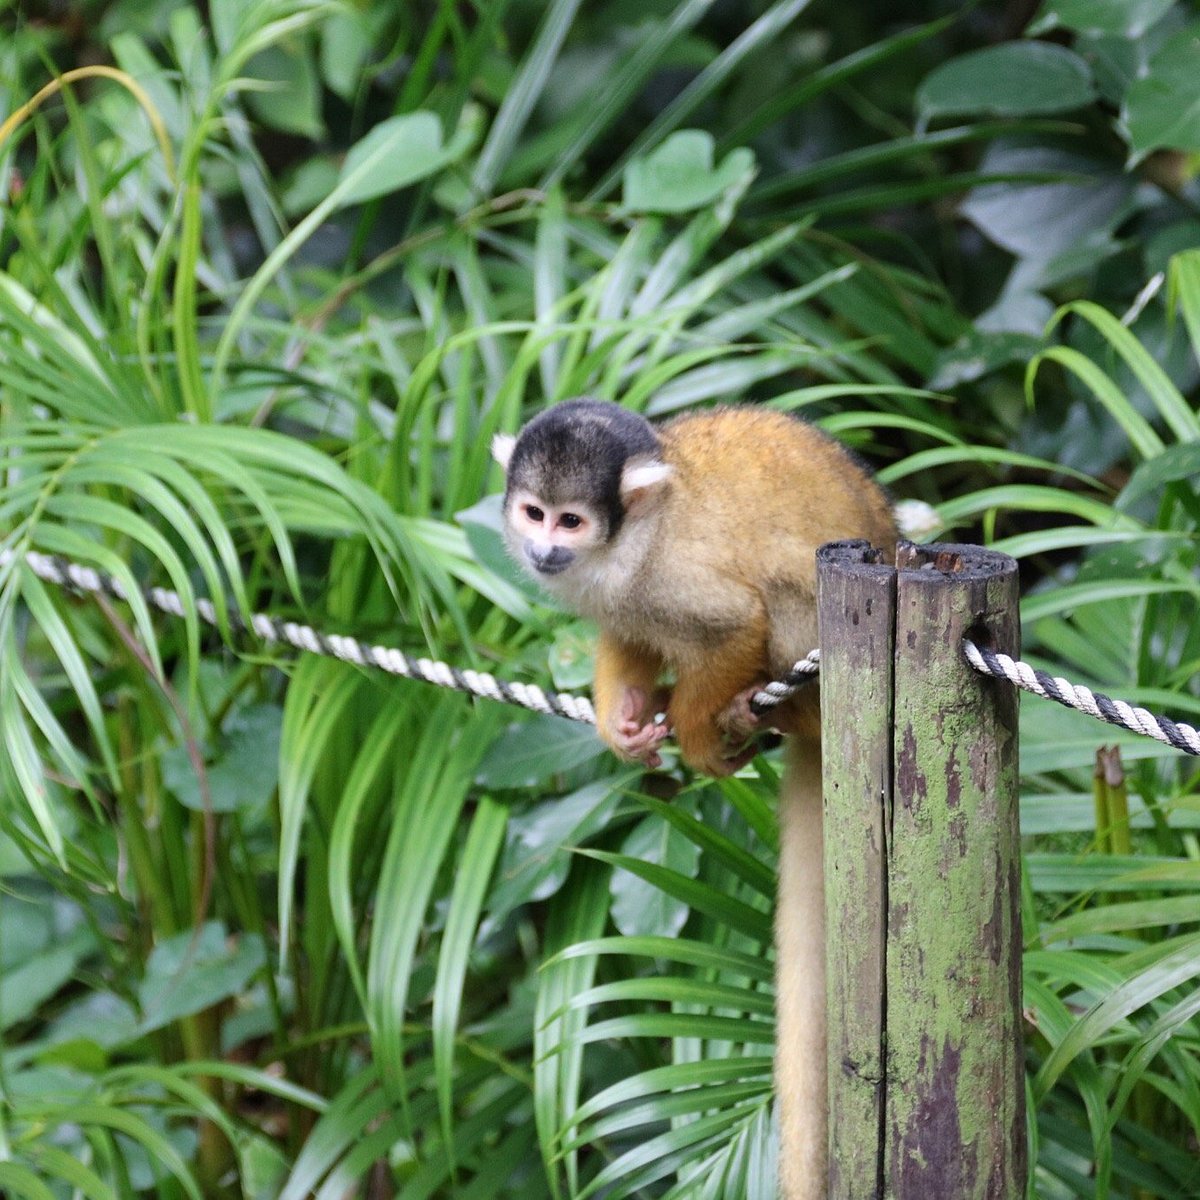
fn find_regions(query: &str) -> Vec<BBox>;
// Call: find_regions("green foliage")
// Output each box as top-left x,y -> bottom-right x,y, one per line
0,0 -> 1197,1195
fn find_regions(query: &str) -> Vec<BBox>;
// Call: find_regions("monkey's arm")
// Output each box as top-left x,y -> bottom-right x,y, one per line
592,634 -> 669,767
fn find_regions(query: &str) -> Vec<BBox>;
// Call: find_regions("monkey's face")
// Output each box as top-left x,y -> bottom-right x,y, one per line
502,488 -> 606,579
490,399 -> 673,598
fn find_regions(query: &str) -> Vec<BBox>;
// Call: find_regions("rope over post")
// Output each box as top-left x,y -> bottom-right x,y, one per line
816,539 -> 1025,1198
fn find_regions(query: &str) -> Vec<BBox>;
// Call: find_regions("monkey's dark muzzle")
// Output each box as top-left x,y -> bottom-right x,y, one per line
524,542 -> 574,575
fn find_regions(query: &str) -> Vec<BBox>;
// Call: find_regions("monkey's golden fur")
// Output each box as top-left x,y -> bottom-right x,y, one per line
590,406 -> 896,773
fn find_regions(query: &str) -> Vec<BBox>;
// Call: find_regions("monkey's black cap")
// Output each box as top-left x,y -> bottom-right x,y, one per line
506,398 -> 662,537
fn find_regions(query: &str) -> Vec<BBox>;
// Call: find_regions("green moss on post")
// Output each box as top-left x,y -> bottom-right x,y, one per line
815,540 -> 1024,1199
888,543 -> 1023,1198
817,541 -> 897,1198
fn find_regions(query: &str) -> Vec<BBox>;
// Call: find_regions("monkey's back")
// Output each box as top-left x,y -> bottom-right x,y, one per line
648,407 -> 895,677
658,406 -> 896,571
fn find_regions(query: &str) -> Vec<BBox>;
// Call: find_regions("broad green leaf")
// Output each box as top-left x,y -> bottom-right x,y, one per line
319,9 -> 374,99
961,145 -> 1133,262
161,703 -> 281,814
917,43 -> 1095,123
487,778 -> 629,922
1124,26 -> 1200,161
137,925 -> 267,1033
623,130 -> 755,215
245,43 -> 323,138
336,110 -> 475,207
1119,444 -> 1200,509
0,941 -> 85,1031
611,813 -> 700,937
476,714 -> 607,787
1030,0 -> 1174,37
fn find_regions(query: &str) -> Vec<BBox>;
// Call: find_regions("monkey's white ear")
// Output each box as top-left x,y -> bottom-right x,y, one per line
491,433 -> 516,471
620,459 -> 673,506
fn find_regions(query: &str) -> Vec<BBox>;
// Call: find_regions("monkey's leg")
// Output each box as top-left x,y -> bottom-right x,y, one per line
668,621 -> 768,777
592,634 -> 669,767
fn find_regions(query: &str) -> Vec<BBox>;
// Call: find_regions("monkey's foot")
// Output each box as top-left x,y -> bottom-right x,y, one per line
609,686 -> 671,769
682,739 -> 760,778
717,684 -> 768,743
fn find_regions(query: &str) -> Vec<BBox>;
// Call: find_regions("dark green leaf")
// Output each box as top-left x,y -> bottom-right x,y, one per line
336,110 -> 475,207
161,703 -> 281,814
1125,26 -> 1200,159
245,44 -> 323,138
1118,444 -> 1200,509
917,43 -> 1095,123
477,714 -> 608,788
137,925 -> 266,1033
960,145 -> 1133,261
610,813 -> 700,937
1030,0 -> 1174,37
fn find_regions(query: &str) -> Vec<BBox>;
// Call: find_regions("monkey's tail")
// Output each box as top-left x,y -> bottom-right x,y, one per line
775,737 -> 827,1199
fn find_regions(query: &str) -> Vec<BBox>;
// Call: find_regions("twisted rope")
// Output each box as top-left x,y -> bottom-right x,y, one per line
748,652 -> 820,714
2,547 -> 1196,756
0,548 -> 595,725
964,640 -> 1199,757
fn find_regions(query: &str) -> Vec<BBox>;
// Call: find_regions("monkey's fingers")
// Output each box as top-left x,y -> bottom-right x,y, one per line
613,718 -> 670,767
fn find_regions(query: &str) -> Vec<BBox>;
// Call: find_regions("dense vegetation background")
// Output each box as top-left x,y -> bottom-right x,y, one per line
0,0 -> 1198,1195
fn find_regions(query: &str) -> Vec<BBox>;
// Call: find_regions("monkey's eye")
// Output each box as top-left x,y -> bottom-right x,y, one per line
559,513 -> 583,530
524,504 -> 544,523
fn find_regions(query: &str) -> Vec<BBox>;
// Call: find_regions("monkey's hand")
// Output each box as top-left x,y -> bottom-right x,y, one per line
602,686 -> 672,769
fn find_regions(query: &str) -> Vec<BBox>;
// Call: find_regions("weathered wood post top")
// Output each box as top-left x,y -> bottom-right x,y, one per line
817,539 -> 1024,1200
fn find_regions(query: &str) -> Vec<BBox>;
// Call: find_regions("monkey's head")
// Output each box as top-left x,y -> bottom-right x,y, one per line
492,399 -> 673,585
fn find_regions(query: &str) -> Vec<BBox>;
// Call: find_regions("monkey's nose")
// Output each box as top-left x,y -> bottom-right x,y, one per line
525,542 -> 573,575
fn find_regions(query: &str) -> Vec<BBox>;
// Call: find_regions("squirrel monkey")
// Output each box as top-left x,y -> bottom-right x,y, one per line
492,398 -> 897,1198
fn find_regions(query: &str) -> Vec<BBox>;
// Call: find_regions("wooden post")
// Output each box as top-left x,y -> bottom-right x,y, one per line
817,540 -> 1024,1199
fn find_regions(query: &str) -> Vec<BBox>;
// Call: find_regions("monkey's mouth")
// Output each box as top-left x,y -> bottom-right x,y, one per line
524,542 -> 575,576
